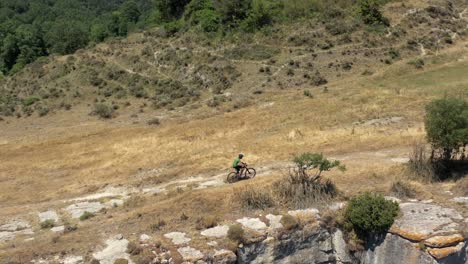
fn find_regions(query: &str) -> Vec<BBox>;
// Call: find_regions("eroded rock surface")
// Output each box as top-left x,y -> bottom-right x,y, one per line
164,232 -> 191,245
65,202 -> 105,219
201,225 -> 229,238
92,236 -> 133,264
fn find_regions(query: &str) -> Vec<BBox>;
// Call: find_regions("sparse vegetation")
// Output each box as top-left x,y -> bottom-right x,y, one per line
79,211 -> 95,221
235,185 -> 275,210
408,58 -> 425,69
390,180 -> 416,199
273,153 -> 344,208
281,214 -> 299,231
196,215 -> 219,230
344,192 -> 399,237
227,224 -> 245,243
93,104 -> 115,119
40,220 -> 55,229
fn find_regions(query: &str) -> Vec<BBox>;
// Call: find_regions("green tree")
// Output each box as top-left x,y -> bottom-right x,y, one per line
156,0 -> 191,21
46,20 -> 89,54
357,0 -> 389,26
120,1 -> 141,23
241,0 -> 273,32
293,152 -> 346,182
345,192 -> 399,237
213,0 -> 251,27
425,98 -> 468,160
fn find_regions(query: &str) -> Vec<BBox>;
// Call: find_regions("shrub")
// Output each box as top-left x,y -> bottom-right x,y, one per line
344,192 -> 399,237
303,90 -> 313,98
235,185 -> 275,210
227,224 -> 244,243
79,211 -> 95,221
408,58 -> 424,69
281,215 -> 299,231
357,0 -> 389,26
407,142 -> 437,181
23,96 -> 40,106
272,153 -> 344,208
93,103 -> 114,119
40,220 -> 55,229
147,118 -> 161,126
150,219 -> 166,231
390,180 -> 416,199
425,98 -> 468,161
311,71 -> 328,86
196,215 -> 219,230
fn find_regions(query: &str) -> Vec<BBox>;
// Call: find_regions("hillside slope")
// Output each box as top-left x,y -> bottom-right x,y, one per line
0,0 -> 467,263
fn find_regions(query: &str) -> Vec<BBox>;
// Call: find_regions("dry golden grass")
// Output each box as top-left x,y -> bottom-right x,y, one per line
0,28 -> 466,262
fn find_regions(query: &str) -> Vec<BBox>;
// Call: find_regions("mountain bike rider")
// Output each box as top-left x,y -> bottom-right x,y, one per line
233,153 -> 246,177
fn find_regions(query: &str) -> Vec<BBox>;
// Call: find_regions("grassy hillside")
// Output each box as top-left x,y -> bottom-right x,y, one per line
0,0 -> 467,262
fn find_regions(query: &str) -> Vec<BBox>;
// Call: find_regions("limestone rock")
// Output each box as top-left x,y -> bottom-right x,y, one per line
453,197 -> 468,204
65,202 -> 105,219
51,226 -> 65,232
332,230 -> 352,264
424,234 -> 465,248
427,242 -> 466,259
93,237 -> 133,264
201,225 -> 229,238
0,220 -> 30,231
63,255 -> 84,264
236,217 -> 267,231
164,232 -> 191,245
177,247 -> 204,262
390,202 -> 463,241
38,210 -> 59,223
139,234 -> 151,243
212,249 -> 236,264
288,208 -> 320,219
265,214 -> 283,230
356,233 -> 437,264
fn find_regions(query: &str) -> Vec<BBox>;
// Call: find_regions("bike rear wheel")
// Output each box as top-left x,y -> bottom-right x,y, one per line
245,168 -> 256,179
226,172 -> 238,183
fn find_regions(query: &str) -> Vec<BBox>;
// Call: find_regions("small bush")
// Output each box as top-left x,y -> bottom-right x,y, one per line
227,224 -> 245,243
235,185 -> 275,210
127,241 -> 142,255
281,215 -> 299,231
93,103 -> 114,119
23,96 -> 40,106
344,192 -> 399,237
147,118 -> 160,126
303,90 -> 313,98
40,220 -> 55,229
311,71 -> 328,86
196,215 -> 219,230
408,58 -> 425,69
407,142 -> 437,181
390,180 -> 416,199
150,219 -> 166,231
79,211 -> 95,221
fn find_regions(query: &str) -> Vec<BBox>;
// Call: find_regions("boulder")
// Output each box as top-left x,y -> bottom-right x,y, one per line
177,247 -> 204,262
266,214 -> 283,230
424,234 -> 465,248
201,225 -> 229,238
164,232 -> 191,245
92,237 -> 133,264
38,210 -> 59,223
427,242 -> 466,260
236,217 -> 267,231
390,203 -> 463,241
212,249 -> 237,264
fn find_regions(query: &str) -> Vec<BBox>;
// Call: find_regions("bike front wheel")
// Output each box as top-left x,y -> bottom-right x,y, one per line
226,172 -> 238,183
245,168 -> 256,179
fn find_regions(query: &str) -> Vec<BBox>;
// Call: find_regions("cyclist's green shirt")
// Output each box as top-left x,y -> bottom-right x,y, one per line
233,158 -> 241,168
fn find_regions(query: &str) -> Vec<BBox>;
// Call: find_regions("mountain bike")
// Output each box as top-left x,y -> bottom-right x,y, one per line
226,164 -> 257,183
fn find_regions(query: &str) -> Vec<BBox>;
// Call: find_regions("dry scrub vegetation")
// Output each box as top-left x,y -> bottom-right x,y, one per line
0,0 -> 467,261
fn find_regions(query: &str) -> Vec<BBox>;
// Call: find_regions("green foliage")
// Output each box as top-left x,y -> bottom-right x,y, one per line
22,96 -> 40,106
344,192 -> 399,236
40,220 -> 55,229
408,58 -> 425,69
93,103 -> 115,119
79,211 -> 95,221
424,98 -> 468,160
281,214 -> 299,230
357,0 -> 389,26
293,152 -> 346,176
241,0 -> 273,32
227,224 -> 245,243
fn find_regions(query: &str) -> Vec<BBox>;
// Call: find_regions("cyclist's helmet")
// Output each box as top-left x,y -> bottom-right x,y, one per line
239,153 -> 244,158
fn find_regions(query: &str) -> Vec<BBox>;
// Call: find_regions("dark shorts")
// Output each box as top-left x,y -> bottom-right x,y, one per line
234,165 -> 242,172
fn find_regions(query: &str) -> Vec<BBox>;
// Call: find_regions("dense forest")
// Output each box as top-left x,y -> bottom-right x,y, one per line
0,0 -> 389,75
